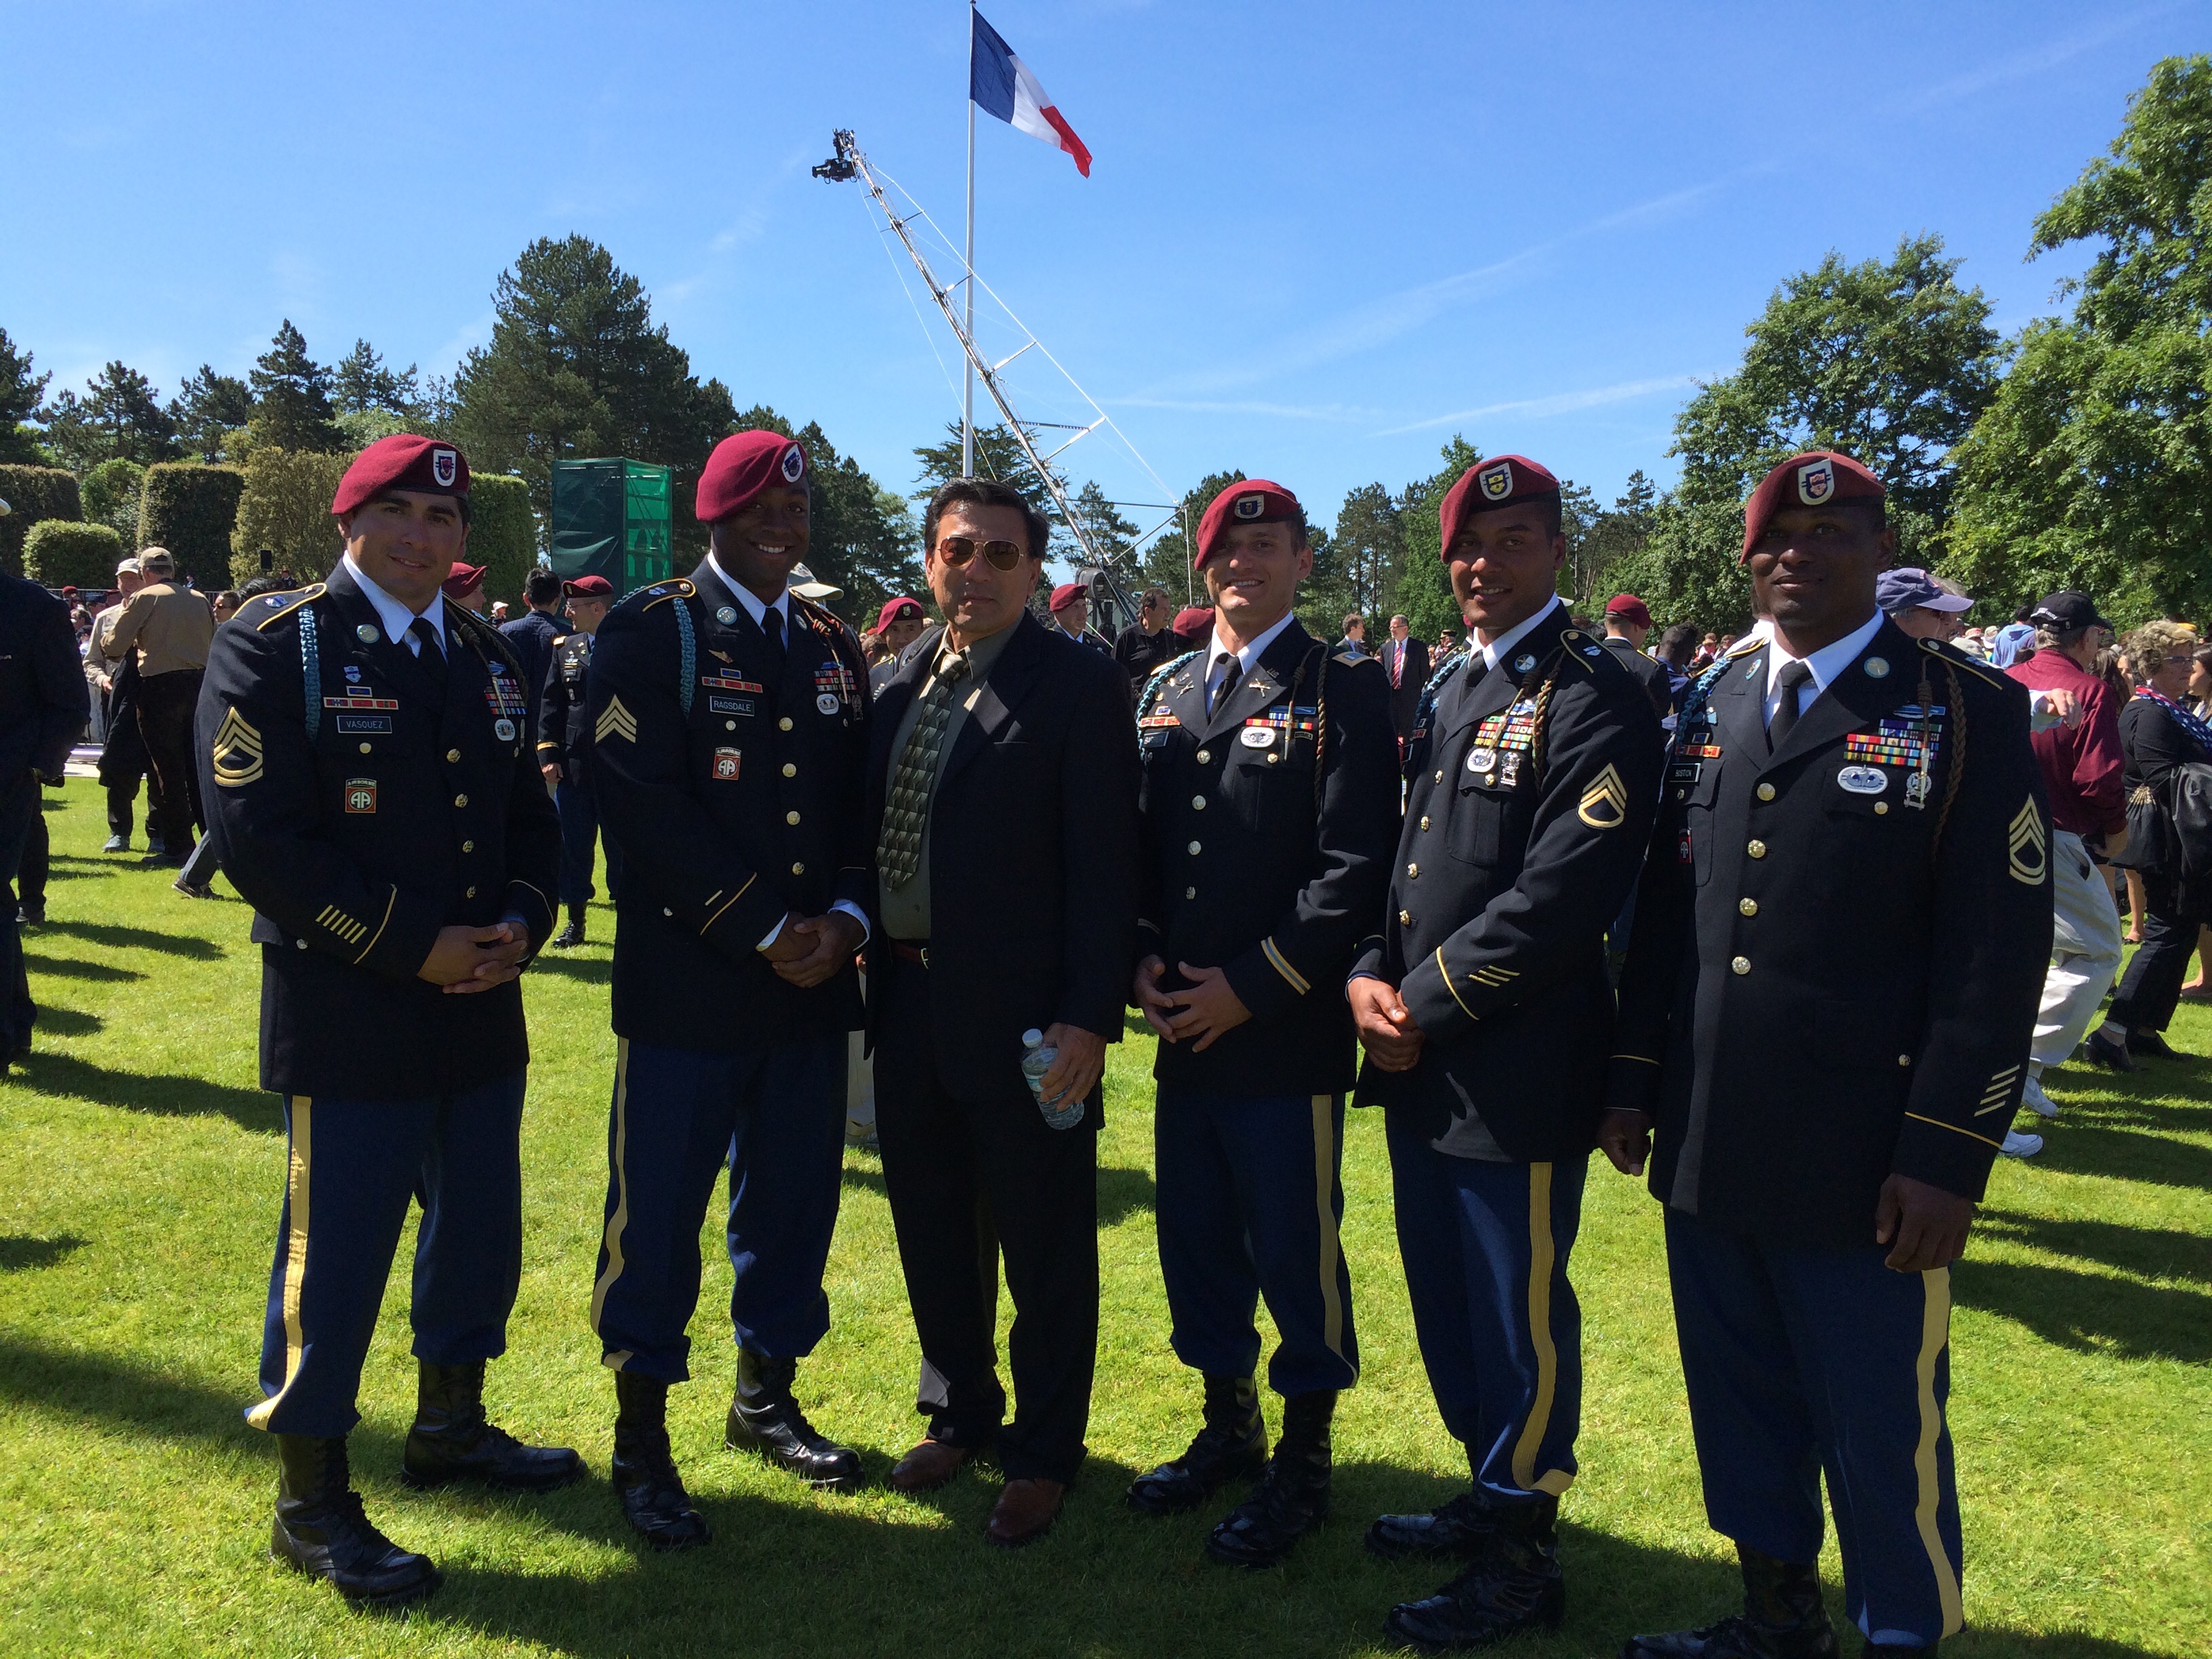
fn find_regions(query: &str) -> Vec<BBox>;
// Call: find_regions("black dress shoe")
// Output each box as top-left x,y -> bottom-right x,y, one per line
146,833 -> 167,857
270,1434 -> 441,1610
1385,1498 -> 1563,1652
1620,1544 -> 1838,1658
2084,1029 -> 2139,1073
1204,1388 -> 1333,1568
2130,1027 -> 2183,1059
1128,1372 -> 1267,1516
1367,1488 -> 1502,1561
401,1359 -> 585,1492
102,834 -> 129,853
725,1351 -> 863,1492
613,1372 -> 710,1551
551,914 -> 586,948
16,901 -> 43,926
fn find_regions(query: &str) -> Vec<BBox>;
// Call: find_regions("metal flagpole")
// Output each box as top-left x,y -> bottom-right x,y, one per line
961,0 -> 977,478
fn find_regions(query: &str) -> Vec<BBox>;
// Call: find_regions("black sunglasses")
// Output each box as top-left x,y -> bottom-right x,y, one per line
936,536 -> 1026,571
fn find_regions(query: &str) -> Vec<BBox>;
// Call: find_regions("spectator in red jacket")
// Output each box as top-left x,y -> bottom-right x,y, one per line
2005,590 -> 2128,1132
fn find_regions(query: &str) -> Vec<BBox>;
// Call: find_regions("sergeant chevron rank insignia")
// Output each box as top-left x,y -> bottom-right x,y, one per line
1578,762 -> 1629,828
595,694 -> 638,745
211,706 -> 264,787
2008,797 -> 2048,884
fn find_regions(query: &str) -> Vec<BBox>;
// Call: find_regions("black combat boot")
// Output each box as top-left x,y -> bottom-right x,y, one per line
1385,1493 -> 1565,1650
551,908 -> 586,949
1203,1387 -> 1334,1568
1368,1443 -> 1503,1561
401,1359 -> 585,1492
270,1433 -> 440,1610
724,1351 -> 864,1492
1127,1372 -> 1269,1515
1618,1543 -> 1839,1658
613,1370 -> 710,1551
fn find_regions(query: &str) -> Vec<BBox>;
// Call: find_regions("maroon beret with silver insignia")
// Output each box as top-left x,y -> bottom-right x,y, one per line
562,574 -> 615,598
1740,451 -> 1885,562
331,434 -> 470,517
695,430 -> 808,523
1194,478 -> 1303,569
1438,455 -> 1558,557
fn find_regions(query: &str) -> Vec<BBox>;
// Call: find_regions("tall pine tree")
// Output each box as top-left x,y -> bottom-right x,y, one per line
249,321 -> 343,453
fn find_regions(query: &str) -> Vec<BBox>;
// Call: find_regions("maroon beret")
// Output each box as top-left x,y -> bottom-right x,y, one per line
1439,455 -> 1558,557
1740,451 -> 1885,561
697,430 -> 807,523
562,574 -> 614,598
1604,593 -> 1653,629
1194,479 -> 1301,569
1172,605 -> 1215,639
875,596 -> 926,632
331,434 -> 470,517
440,562 -> 487,598
1049,581 -> 1087,612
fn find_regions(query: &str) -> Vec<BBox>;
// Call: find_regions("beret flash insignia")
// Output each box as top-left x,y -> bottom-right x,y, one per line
432,447 -> 459,489
1479,462 -> 1515,501
1796,458 -> 1834,505
781,443 -> 806,483
1233,493 -> 1265,520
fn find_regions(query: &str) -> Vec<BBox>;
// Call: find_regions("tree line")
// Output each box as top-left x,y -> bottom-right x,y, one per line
5,54 -> 2206,635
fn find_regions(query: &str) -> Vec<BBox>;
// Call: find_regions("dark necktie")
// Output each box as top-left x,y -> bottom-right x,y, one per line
878,652 -> 972,888
1768,659 -> 1814,751
1210,653 -> 1242,718
409,617 -> 447,691
761,605 -> 787,678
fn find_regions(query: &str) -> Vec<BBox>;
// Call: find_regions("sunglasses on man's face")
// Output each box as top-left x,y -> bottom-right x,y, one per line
936,536 -> 1026,571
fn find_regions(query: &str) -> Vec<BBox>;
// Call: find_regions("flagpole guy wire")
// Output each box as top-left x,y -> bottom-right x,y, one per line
962,0 -> 978,480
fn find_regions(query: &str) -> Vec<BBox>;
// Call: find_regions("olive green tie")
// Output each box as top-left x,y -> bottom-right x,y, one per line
877,652 -> 971,889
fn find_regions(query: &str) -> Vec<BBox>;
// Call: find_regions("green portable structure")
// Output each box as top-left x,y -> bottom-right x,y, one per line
549,458 -> 674,595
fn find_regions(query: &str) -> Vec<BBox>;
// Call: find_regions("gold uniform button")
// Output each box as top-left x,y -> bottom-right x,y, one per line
1746,839 -> 1766,859
1731,956 -> 1751,975
778,716 -> 794,731
1408,862 -> 1420,878
454,794 -> 468,808
462,840 -> 474,853
781,762 -> 796,777
465,885 -> 478,899
1898,1054 -> 1912,1067
1419,815 -> 1431,831
359,742 -> 371,754
1756,782 -> 1776,802
1187,840 -> 1202,855
663,907 -> 674,918
1185,886 -> 1197,899
726,720 -> 737,731
785,811 -> 801,825
1738,897 -> 1757,917
1195,749 -> 1212,763
1875,802 -> 1889,815
447,748 -> 461,763
1399,909 -> 1412,926
790,861 -> 805,876
1193,796 -> 1208,810
296,939 -> 308,950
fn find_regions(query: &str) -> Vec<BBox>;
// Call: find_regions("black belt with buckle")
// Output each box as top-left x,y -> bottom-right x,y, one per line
890,940 -> 930,968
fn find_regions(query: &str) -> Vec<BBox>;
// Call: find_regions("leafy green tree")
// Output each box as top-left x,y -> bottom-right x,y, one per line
39,361 -> 182,471
1134,468 -> 1246,605
169,365 -> 253,463
248,321 -> 343,453
453,236 -> 737,530
1948,55 -> 2212,621
333,340 -> 419,415
1067,480 -> 1137,568
798,419 -> 924,627
81,457 -> 145,543
1328,483 -> 1405,622
1572,468 -> 1658,609
0,327 -> 52,465
911,420 -> 1063,529
231,447 -> 352,581
1393,437 -> 1484,642
1557,480 -> 1604,609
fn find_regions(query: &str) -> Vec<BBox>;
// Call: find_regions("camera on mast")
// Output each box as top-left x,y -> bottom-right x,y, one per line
811,130 -> 859,183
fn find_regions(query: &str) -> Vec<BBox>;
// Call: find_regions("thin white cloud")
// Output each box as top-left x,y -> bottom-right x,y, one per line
1891,3 -> 2182,111
1377,373 -> 1707,438
430,311 -> 495,371
1109,396 -> 1381,422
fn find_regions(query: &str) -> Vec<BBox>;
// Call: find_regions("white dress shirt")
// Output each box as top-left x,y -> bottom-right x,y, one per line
1469,596 -> 1563,678
344,552 -> 446,655
1204,609 -> 1298,708
1761,609 -> 1883,729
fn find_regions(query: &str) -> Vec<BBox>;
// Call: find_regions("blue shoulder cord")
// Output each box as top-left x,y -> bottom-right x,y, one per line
1134,649 -> 1202,722
674,595 -> 697,716
298,601 -> 322,741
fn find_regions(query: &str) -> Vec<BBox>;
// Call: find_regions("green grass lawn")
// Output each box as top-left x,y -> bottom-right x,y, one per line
1,777 -> 2206,1658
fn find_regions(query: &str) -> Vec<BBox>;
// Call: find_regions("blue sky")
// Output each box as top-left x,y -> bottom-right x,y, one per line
4,0 -> 2206,546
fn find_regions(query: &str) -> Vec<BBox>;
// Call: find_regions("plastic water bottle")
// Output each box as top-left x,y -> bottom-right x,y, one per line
1023,1027 -> 1083,1130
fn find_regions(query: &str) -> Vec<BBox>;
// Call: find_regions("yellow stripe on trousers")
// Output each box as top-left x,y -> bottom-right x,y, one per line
590,1039 -> 636,1368
245,1098 -> 312,1430
1913,1267 -> 1965,1637
1309,1095 -> 1347,1364
1509,1161 -> 1574,1496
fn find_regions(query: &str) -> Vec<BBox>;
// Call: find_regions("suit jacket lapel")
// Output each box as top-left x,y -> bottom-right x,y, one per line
1195,619 -> 1311,741
941,612 -> 1044,786
1711,644 -> 1772,773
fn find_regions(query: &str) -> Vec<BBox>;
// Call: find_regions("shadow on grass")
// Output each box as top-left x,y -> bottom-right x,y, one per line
35,916 -> 226,959
838,1159 -> 1154,1225
8,1050 -> 283,1133
1976,1210 -> 2211,1287
22,951 -> 144,983
528,953 -> 612,986
1954,1254 -> 2212,1363
32,1004 -> 103,1037
0,1235 -> 87,1271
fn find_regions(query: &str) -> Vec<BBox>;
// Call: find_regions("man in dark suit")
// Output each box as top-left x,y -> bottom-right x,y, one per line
197,435 -> 577,1611
1348,455 -> 1664,1650
865,476 -> 1140,1548
1603,453 -> 2049,1659
1,550 -> 87,1063
499,566 -> 565,710
1381,614 -> 1433,747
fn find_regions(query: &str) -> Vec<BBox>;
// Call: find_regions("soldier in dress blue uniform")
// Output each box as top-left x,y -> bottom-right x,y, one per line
1601,452 -> 2050,1659
195,434 -> 580,1612
1124,479 -> 1399,1566
583,429 -> 875,1549
1346,455 -> 1664,1650
537,573 -> 619,947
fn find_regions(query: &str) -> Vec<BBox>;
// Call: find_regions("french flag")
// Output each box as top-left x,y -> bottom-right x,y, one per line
970,10 -> 1092,178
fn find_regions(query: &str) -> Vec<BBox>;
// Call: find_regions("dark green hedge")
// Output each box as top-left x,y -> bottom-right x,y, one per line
139,463 -> 244,586
24,520 -> 125,588
0,464 -> 83,577
468,473 -> 537,608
